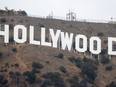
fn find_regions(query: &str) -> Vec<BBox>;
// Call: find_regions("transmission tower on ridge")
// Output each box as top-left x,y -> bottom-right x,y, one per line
66,10 -> 76,21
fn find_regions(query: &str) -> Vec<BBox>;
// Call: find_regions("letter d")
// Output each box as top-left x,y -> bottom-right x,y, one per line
108,37 -> 116,55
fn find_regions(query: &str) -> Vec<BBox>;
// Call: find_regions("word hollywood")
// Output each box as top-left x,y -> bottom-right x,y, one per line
0,24 -> 116,56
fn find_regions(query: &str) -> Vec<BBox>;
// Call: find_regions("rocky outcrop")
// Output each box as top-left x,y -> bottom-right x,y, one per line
0,8 -> 27,16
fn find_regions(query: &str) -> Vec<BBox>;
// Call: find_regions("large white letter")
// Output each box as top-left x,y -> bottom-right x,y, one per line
75,35 -> 87,52
30,26 -> 40,45
0,25 -> 9,43
49,29 -> 61,48
90,37 -> 101,54
108,37 -> 116,55
14,25 -> 27,43
61,32 -> 73,51
41,27 -> 51,46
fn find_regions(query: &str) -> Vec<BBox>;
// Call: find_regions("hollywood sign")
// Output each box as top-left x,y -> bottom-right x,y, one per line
0,24 -> 116,56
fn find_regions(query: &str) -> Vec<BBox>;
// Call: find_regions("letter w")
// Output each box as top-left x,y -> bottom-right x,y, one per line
61,32 -> 73,51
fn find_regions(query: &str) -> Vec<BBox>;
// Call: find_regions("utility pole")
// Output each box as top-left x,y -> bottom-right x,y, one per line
66,10 -> 76,21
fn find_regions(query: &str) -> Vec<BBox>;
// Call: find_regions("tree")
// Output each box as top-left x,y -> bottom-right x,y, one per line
81,62 -> 97,83
42,72 -> 66,87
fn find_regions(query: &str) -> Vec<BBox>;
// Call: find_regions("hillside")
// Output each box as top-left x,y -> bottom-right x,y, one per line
0,10 -> 116,87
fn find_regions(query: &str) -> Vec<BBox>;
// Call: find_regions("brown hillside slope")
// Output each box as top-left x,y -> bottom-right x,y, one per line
0,15 -> 116,87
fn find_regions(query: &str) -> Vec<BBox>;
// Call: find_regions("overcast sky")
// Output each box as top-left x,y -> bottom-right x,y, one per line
1,0 -> 116,21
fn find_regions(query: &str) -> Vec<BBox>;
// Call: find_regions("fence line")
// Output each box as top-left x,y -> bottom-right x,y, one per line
0,14 -> 116,24
28,14 -> 116,24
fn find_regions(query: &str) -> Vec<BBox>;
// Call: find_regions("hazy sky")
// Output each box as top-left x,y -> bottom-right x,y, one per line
1,0 -> 116,20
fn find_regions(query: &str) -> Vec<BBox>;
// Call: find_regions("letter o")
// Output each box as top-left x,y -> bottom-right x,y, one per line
90,37 -> 101,54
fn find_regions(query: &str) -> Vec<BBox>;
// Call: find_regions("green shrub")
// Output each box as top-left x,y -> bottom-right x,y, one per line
0,52 -> 3,57
57,53 -> 64,59
70,75 -> 79,87
101,56 -> 110,64
12,48 -> 17,52
14,63 -> 19,68
41,79 -> 52,87
59,66 -> 67,73
106,81 -> 116,87
9,71 -> 21,78
97,32 -> 104,37
75,58 -> 83,68
23,71 -> 36,84
105,65 -> 112,71
5,63 -> 9,68
68,57 -> 84,68
83,57 -> 93,63
42,72 -> 66,87
32,62 -> 43,69
23,71 -> 31,76
78,79 -> 87,87
21,11 -> 27,16
9,71 -> 14,75
81,62 -> 97,83
0,74 -> 8,86
32,68 -> 41,74
0,18 -> 7,23
68,56 -> 76,63
100,49 -> 107,55
40,24 -> 44,27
